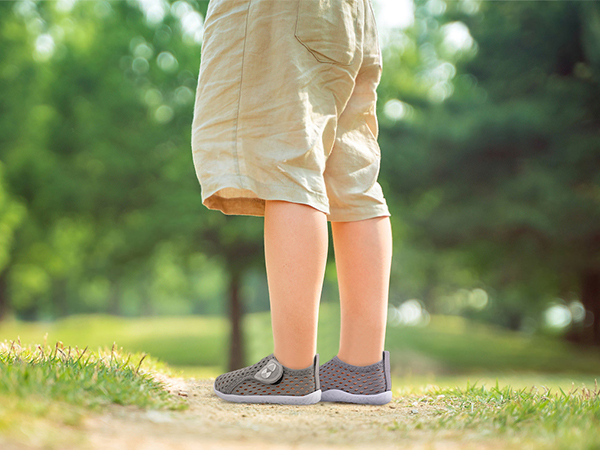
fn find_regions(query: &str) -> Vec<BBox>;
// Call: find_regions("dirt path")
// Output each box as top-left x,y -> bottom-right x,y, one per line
74,377 -> 502,450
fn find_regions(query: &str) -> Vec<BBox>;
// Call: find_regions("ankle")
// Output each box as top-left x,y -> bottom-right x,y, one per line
336,352 -> 383,367
274,352 -> 315,370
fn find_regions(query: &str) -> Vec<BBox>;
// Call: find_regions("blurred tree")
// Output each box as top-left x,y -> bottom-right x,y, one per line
379,0 -> 600,343
0,164 -> 26,320
0,0 -> 267,368
198,214 -> 263,370
3,0 -> 598,370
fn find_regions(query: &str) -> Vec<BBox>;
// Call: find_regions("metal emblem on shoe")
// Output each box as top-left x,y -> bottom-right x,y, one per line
254,359 -> 284,384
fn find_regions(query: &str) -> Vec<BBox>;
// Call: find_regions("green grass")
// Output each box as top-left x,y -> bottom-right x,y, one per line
0,314 -> 227,367
0,339 -> 186,410
393,373 -> 600,393
0,338 -> 187,445
0,311 -> 599,449
247,306 -> 600,375
390,382 -> 600,450
1,303 -> 599,378
385,314 -> 600,374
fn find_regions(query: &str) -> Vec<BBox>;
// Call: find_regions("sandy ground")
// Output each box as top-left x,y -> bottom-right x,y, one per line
69,377 -> 502,450
0,375 -> 508,450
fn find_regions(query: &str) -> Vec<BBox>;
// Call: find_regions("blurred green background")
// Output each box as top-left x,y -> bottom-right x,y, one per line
0,0 -> 599,380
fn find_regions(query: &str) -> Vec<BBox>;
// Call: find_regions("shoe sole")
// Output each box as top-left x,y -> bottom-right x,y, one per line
213,387 -> 322,405
321,389 -> 392,405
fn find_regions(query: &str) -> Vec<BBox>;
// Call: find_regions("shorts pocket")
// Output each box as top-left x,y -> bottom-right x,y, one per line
295,0 -> 358,66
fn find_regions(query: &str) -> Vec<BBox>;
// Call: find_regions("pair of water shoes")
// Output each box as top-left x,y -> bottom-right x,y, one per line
213,351 -> 392,405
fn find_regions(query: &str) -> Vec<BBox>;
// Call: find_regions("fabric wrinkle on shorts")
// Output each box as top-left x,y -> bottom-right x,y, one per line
191,0 -> 391,222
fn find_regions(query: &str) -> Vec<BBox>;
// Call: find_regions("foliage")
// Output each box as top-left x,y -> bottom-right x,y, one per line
377,0 -> 600,336
0,0 -> 599,347
0,0 -> 231,319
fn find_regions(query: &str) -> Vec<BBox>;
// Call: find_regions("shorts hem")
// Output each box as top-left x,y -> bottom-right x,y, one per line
201,175 -> 331,217
200,176 -> 390,222
327,205 -> 391,222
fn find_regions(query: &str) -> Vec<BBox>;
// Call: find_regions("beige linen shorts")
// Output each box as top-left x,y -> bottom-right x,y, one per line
191,0 -> 391,222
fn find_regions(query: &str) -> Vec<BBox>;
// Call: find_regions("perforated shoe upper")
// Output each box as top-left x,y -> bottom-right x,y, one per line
214,354 -> 319,396
319,351 -> 391,395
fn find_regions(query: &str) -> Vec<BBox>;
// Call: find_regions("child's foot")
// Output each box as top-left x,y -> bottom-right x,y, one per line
319,351 -> 392,405
213,354 -> 321,405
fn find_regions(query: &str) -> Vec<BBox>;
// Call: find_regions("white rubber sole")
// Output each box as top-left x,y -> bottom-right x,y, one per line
214,387 -> 321,405
321,389 -> 392,405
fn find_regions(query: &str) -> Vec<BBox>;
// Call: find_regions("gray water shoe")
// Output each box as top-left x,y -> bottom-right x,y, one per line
319,351 -> 392,405
213,354 -> 321,405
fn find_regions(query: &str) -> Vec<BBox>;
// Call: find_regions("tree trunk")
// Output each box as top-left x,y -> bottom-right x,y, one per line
108,281 -> 121,316
228,268 -> 245,371
54,279 -> 69,317
0,270 -> 9,321
580,269 -> 600,345
421,265 -> 438,313
140,293 -> 153,316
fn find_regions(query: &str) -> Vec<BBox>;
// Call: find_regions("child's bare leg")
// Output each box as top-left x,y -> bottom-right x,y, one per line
331,216 -> 392,366
264,200 -> 328,370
